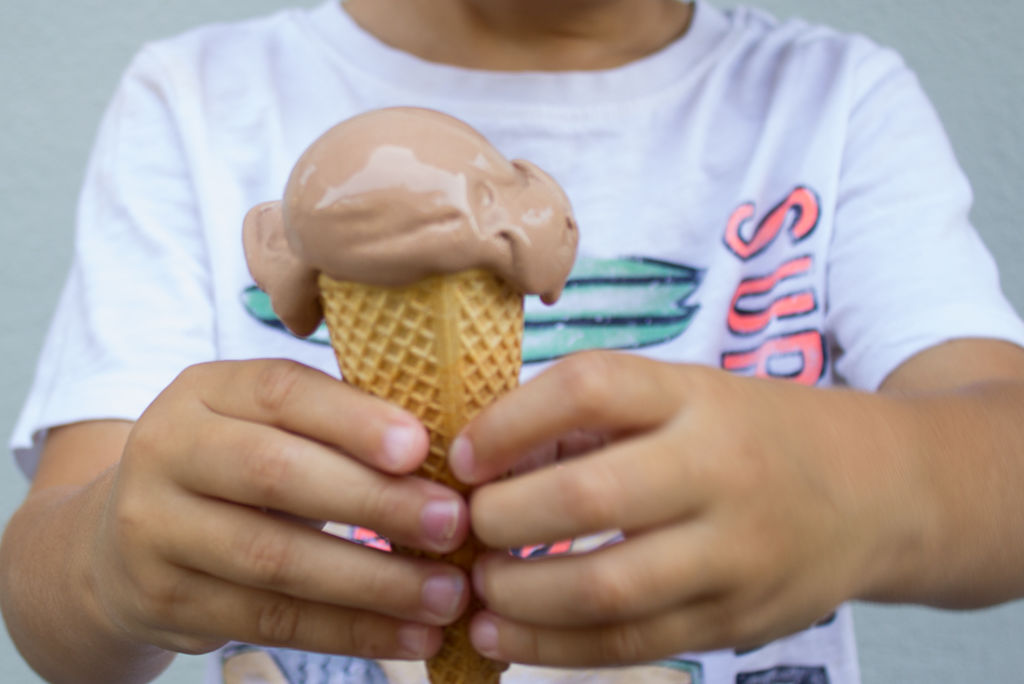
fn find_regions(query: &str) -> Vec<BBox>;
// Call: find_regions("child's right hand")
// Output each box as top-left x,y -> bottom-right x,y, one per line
20,360 -> 471,671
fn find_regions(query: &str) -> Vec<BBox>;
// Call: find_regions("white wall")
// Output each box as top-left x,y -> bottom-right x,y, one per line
1,1 -> 1021,681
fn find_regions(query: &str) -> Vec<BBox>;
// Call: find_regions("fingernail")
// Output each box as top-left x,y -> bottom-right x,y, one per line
422,573 -> 465,620
397,623 -> 431,657
382,424 -> 421,470
449,435 -> 474,482
471,615 -> 500,658
421,500 -> 460,549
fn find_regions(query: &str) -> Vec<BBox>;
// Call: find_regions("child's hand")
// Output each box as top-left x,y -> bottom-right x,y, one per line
452,351 -> 916,666
90,359 -> 470,660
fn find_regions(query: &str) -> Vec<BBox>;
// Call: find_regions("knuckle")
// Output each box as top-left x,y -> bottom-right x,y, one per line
252,360 -> 304,414
727,448 -> 768,501
124,416 -> 173,465
345,611 -> 390,658
123,422 -> 154,460
240,440 -> 294,503
556,353 -> 617,420
237,528 -> 295,587
741,521 -> 788,576
530,629 -> 548,664
177,361 -> 213,384
514,623 -> 545,664
690,542 -> 735,595
171,362 -> 221,402
598,622 -> 649,664
256,596 -> 303,645
108,493 -> 161,564
709,604 -> 746,647
162,633 -> 224,656
702,596 -> 756,649
351,477 -> 395,533
135,573 -> 192,629
353,556 -> 398,612
706,457 -> 754,503
111,488 -> 148,540
557,464 -> 622,530
576,562 -> 636,621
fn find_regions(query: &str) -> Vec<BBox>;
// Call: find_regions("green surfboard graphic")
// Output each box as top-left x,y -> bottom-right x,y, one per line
242,256 -> 702,364
523,256 -> 701,362
653,658 -> 704,683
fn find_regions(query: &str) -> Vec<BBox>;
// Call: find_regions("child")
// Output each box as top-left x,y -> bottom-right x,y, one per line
4,0 -> 1024,682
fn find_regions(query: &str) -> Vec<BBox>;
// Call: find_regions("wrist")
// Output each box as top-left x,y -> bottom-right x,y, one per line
763,382 -> 936,606
841,393 -> 939,604
848,383 -> 1024,608
4,478 -> 174,683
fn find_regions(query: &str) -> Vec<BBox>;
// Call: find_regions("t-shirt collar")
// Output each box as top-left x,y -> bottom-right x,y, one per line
302,0 -> 733,107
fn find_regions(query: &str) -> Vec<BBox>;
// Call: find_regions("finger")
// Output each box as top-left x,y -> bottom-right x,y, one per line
140,567 -> 443,660
508,429 -> 610,476
181,360 -> 429,473
159,495 -> 469,626
173,414 -> 467,553
452,352 -> 685,484
472,525 -> 725,628
470,429 -> 704,548
469,599 -> 754,667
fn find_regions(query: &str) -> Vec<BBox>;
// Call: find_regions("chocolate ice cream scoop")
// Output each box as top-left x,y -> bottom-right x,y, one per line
243,107 -> 578,337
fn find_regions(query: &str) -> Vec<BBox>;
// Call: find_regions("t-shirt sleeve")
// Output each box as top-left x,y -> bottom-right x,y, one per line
9,47 -> 216,478
826,43 -> 1024,391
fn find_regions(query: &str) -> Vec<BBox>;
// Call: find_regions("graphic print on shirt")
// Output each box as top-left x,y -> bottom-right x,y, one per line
236,256 -> 706,682
736,666 -> 831,684
720,186 -> 827,386
241,255 -> 704,364
230,188 -> 833,683
219,642 -> 706,684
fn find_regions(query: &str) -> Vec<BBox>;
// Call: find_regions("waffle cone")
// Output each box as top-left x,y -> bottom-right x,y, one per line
319,269 -> 522,684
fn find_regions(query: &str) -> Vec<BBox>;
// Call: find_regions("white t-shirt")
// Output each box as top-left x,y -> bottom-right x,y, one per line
11,1 -> 1024,682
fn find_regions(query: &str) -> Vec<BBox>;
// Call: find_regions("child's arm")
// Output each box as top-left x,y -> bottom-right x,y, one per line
454,338 -> 1024,666
0,359 -> 470,683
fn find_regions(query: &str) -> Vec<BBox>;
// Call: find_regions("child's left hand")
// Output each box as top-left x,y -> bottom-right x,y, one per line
448,347 -> 1021,666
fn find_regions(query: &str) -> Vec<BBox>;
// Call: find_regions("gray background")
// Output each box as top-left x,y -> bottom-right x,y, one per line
1,0 -> 1022,681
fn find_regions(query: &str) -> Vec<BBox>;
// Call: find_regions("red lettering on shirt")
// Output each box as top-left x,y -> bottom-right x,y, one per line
721,330 -> 826,385
728,256 -> 816,335
723,186 -> 820,260
721,187 -> 826,386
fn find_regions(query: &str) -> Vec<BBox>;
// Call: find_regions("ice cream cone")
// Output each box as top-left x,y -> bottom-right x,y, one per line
319,268 -> 522,684
243,106 -> 578,683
